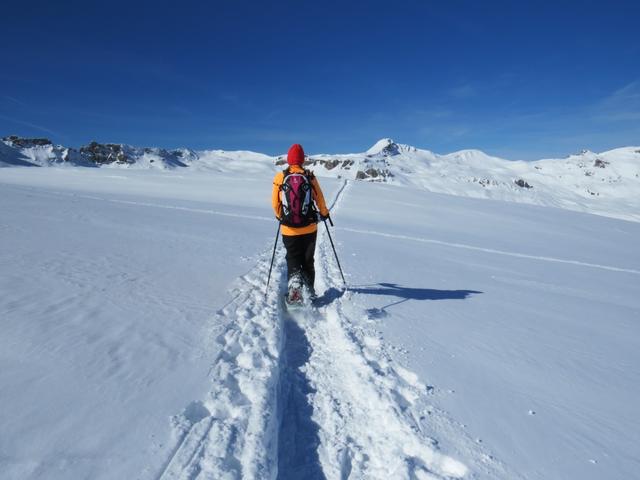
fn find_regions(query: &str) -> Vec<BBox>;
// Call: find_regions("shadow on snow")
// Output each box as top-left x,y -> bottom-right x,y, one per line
277,316 -> 326,480
349,282 -> 482,318
312,287 -> 346,308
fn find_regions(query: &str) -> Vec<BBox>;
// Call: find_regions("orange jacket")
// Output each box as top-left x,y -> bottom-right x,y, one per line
272,165 -> 330,236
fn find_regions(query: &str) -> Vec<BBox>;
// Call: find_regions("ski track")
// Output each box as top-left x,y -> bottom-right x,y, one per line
340,227 -> 640,275
158,180 -> 474,479
2,184 -> 274,222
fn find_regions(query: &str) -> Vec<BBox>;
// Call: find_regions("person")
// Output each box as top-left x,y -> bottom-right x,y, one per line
272,143 -> 330,301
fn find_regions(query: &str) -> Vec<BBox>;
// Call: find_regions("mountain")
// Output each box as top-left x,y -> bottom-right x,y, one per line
0,135 -> 199,169
2,135 -> 639,221
306,140 -> 640,222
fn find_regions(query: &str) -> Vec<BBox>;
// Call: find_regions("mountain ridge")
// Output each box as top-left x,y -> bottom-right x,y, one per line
2,135 -> 639,222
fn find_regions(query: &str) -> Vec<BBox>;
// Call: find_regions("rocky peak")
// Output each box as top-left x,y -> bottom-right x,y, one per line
79,142 -> 131,165
3,135 -> 53,148
366,138 -> 400,157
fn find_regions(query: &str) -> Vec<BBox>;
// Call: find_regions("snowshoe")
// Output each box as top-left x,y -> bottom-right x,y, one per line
285,273 -> 304,307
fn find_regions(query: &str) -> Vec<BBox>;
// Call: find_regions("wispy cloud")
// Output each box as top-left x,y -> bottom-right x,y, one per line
448,84 -> 476,99
2,95 -> 27,107
0,114 -> 60,136
592,80 -> 640,122
417,124 -> 472,143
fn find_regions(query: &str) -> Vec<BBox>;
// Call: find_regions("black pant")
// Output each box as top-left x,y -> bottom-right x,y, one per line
282,231 -> 317,288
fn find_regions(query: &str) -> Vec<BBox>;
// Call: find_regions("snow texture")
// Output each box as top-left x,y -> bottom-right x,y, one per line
1,160 -> 639,479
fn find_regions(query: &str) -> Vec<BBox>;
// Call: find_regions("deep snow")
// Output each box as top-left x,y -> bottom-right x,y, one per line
1,166 -> 639,479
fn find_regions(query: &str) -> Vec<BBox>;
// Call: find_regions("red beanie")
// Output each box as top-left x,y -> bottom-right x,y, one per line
287,144 -> 305,166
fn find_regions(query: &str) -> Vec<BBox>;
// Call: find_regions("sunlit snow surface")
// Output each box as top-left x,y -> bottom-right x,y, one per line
1,167 -> 639,479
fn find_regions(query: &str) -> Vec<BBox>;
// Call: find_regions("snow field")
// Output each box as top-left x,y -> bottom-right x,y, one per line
333,181 -> 640,480
2,165 -> 639,479
0,170 -> 292,480
159,180 -> 470,479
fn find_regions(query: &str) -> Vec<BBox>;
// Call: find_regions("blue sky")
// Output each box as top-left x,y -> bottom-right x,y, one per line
1,0 -> 638,159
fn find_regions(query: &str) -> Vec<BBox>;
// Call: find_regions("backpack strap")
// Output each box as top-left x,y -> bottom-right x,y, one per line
280,166 -> 290,190
303,168 -> 319,197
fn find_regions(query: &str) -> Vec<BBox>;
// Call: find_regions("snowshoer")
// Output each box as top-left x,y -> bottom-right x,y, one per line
272,143 -> 330,304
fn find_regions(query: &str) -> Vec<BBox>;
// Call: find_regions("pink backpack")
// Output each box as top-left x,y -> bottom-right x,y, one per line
279,167 -> 317,227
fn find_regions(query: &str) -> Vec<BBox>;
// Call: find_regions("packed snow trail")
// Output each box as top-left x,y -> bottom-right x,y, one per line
159,180 -> 471,479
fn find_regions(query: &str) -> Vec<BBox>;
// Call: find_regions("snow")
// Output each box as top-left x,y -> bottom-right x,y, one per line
0,168 -> 293,479
366,138 -> 396,155
3,136 -> 640,222
1,163 -> 639,479
336,182 -> 640,479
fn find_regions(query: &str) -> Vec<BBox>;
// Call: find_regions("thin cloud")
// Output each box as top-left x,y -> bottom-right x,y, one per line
2,95 -> 27,107
606,81 -> 640,103
592,80 -> 640,123
448,84 -> 476,99
0,114 -> 60,137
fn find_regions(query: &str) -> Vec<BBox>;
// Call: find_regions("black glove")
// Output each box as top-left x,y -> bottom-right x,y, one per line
319,213 -> 331,222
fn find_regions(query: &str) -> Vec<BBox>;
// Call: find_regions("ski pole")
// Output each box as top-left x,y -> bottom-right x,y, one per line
323,218 -> 347,287
265,222 -> 281,298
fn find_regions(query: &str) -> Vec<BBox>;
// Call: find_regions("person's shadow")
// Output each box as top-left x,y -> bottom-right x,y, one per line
349,282 -> 482,318
312,287 -> 346,307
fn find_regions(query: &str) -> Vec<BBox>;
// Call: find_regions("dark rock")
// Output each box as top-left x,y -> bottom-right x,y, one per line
3,135 -> 52,147
514,179 -> 533,189
381,143 -> 400,156
474,177 -> 497,187
322,159 -> 340,170
80,141 -> 131,165
594,158 -> 609,168
355,168 -> 393,181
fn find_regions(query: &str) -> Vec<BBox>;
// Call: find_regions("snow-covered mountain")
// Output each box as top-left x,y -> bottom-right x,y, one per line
0,135 -> 199,169
304,138 -> 640,222
0,135 -> 276,172
3,135 -> 639,221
